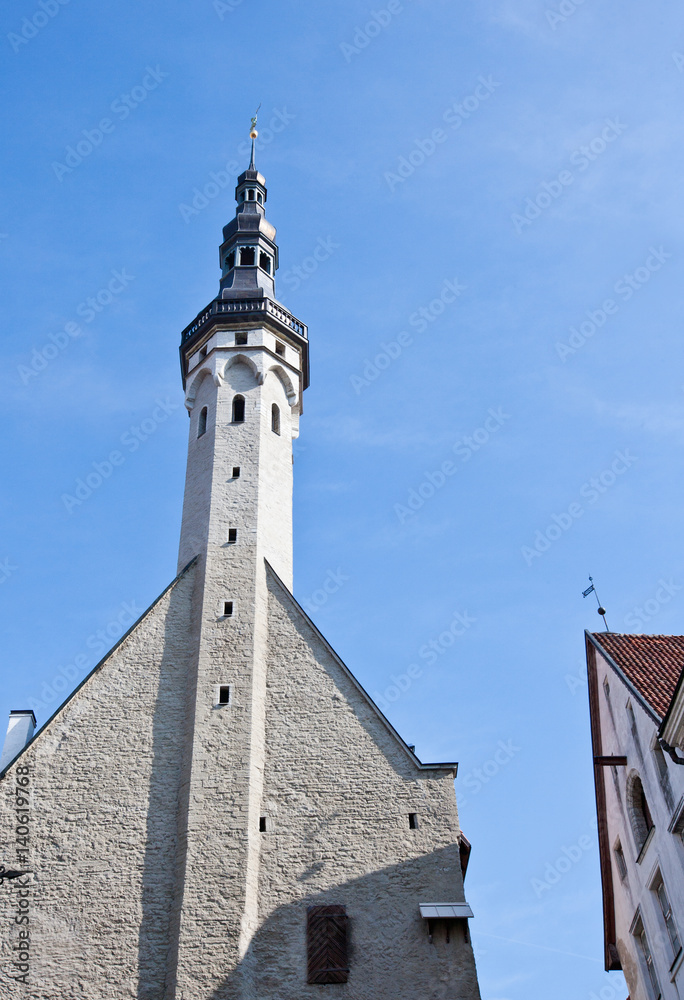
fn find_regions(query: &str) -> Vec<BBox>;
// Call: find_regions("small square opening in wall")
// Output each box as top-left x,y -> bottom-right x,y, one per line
228,528 -> 237,543
218,685 -> 230,706
235,332 -> 248,346
408,813 -> 418,830
232,467 -> 241,478
223,601 -> 233,617
259,816 -> 267,833
199,345 -> 207,359
275,340 -> 285,357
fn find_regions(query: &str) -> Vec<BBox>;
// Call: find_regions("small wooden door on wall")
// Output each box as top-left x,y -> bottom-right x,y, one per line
307,905 -> 349,984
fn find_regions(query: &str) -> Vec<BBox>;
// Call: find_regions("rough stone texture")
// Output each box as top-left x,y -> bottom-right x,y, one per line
0,562 -> 196,998
592,646 -> 684,1000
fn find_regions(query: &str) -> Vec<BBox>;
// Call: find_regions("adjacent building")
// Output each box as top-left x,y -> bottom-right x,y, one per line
0,137 -> 481,999
586,631 -> 684,1000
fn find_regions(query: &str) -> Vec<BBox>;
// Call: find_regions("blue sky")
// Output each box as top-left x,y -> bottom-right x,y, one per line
2,0 -> 683,995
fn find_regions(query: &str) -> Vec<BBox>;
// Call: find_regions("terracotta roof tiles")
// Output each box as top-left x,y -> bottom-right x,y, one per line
590,632 -> 684,720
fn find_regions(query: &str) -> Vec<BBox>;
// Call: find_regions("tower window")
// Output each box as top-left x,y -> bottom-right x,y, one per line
218,685 -> 230,705
257,192 -> 263,204
248,189 -> 255,200
408,813 -> 418,830
259,816 -> 267,833
232,395 -> 245,423
240,247 -> 255,266
226,251 -> 235,269
271,403 -> 280,435
275,340 -> 285,357
228,528 -> 237,543
259,252 -> 271,274
223,601 -> 233,617
232,466 -> 241,478
197,407 -> 207,438
199,345 -> 207,359
235,332 -> 248,346
240,191 -> 245,201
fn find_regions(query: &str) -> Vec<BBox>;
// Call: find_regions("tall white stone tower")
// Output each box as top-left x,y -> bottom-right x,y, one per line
0,129 -> 482,1000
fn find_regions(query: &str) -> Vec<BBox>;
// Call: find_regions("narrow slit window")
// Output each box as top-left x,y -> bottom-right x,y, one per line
408,813 -> 418,830
275,340 -> 285,357
232,395 -> 245,423
240,247 -> 255,266
307,906 -> 349,984
218,685 -> 230,705
259,816 -> 267,833
197,407 -> 207,437
235,332 -> 248,345
228,528 -> 237,543
259,252 -> 271,273
271,403 -> 280,435
614,841 -> 628,881
232,466 -> 241,478
223,601 -> 233,617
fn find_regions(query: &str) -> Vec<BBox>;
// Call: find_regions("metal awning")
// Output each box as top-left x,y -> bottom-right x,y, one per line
419,903 -> 474,920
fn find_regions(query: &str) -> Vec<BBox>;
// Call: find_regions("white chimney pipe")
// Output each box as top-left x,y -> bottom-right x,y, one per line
0,711 -> 36,771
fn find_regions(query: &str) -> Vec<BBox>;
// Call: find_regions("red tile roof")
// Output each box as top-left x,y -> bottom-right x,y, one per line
590,633 -> 684,719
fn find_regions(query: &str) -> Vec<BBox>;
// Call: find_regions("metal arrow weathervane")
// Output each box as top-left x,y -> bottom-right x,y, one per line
583,576 -> 610,632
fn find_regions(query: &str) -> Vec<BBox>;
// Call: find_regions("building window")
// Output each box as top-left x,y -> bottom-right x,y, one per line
271,404 -> 280,435
218,685 -> 230,705
259,252 -> 271,273
197,407 -> 207,438
627,772 -> 654,856
240,247 -> 255,266
248,189 -> 255,200
275,340 -> 285,357
232,395 -> 245,422
307,906 -> 349,984
653,874 -> 681,960
232,466 -> 241,478
235,332 -> 248,346
226,251 -> 235,269
223,601 -> 233,617
652,740 -> 675,812
257,191 -> 263,204
408,813 -> 418,829
614,840 -> 628,882
228,528 -> 237,543
633,917 -> 662,1000
259,816 -> 267,832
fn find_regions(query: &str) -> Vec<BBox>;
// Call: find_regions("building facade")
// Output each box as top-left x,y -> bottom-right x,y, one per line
587,631 -> 684,1000
0,139 -> 481,999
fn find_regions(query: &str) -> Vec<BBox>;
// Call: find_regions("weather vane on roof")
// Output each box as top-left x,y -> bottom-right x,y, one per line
250,104 -> 262,140
583,576 -> 610,632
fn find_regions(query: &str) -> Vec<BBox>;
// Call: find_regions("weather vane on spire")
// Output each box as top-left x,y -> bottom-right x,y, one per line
582,575 -> 610,632
248,104 -> 262,170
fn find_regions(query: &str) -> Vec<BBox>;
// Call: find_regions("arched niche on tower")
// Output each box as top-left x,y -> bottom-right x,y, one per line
222,354 -> 262,392
265,364 -> 298,410
185,366 -> 215,413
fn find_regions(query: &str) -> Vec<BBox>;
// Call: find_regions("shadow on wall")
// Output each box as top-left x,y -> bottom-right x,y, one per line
202,846 -> 479,1000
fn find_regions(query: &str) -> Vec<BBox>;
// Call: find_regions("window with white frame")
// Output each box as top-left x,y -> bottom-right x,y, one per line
632,913 -> 662,1000
652,872 -> 681,962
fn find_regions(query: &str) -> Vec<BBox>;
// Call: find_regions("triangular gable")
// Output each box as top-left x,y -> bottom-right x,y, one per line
0,557 -> 198,781
265,561 -> 457,774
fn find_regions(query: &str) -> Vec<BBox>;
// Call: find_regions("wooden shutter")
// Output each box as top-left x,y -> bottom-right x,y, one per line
307,905 -> 349,984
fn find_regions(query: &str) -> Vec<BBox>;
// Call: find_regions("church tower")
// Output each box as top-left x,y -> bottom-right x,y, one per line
0,126 -> 481,1000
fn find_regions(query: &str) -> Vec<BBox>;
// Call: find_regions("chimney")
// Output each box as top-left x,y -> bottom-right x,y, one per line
0,710 -> 36,771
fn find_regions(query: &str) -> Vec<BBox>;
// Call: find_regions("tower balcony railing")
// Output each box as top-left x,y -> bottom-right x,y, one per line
180,296 -> 308,345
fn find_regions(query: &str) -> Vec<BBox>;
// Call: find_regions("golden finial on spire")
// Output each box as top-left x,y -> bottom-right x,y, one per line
249,103 -> 261,140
